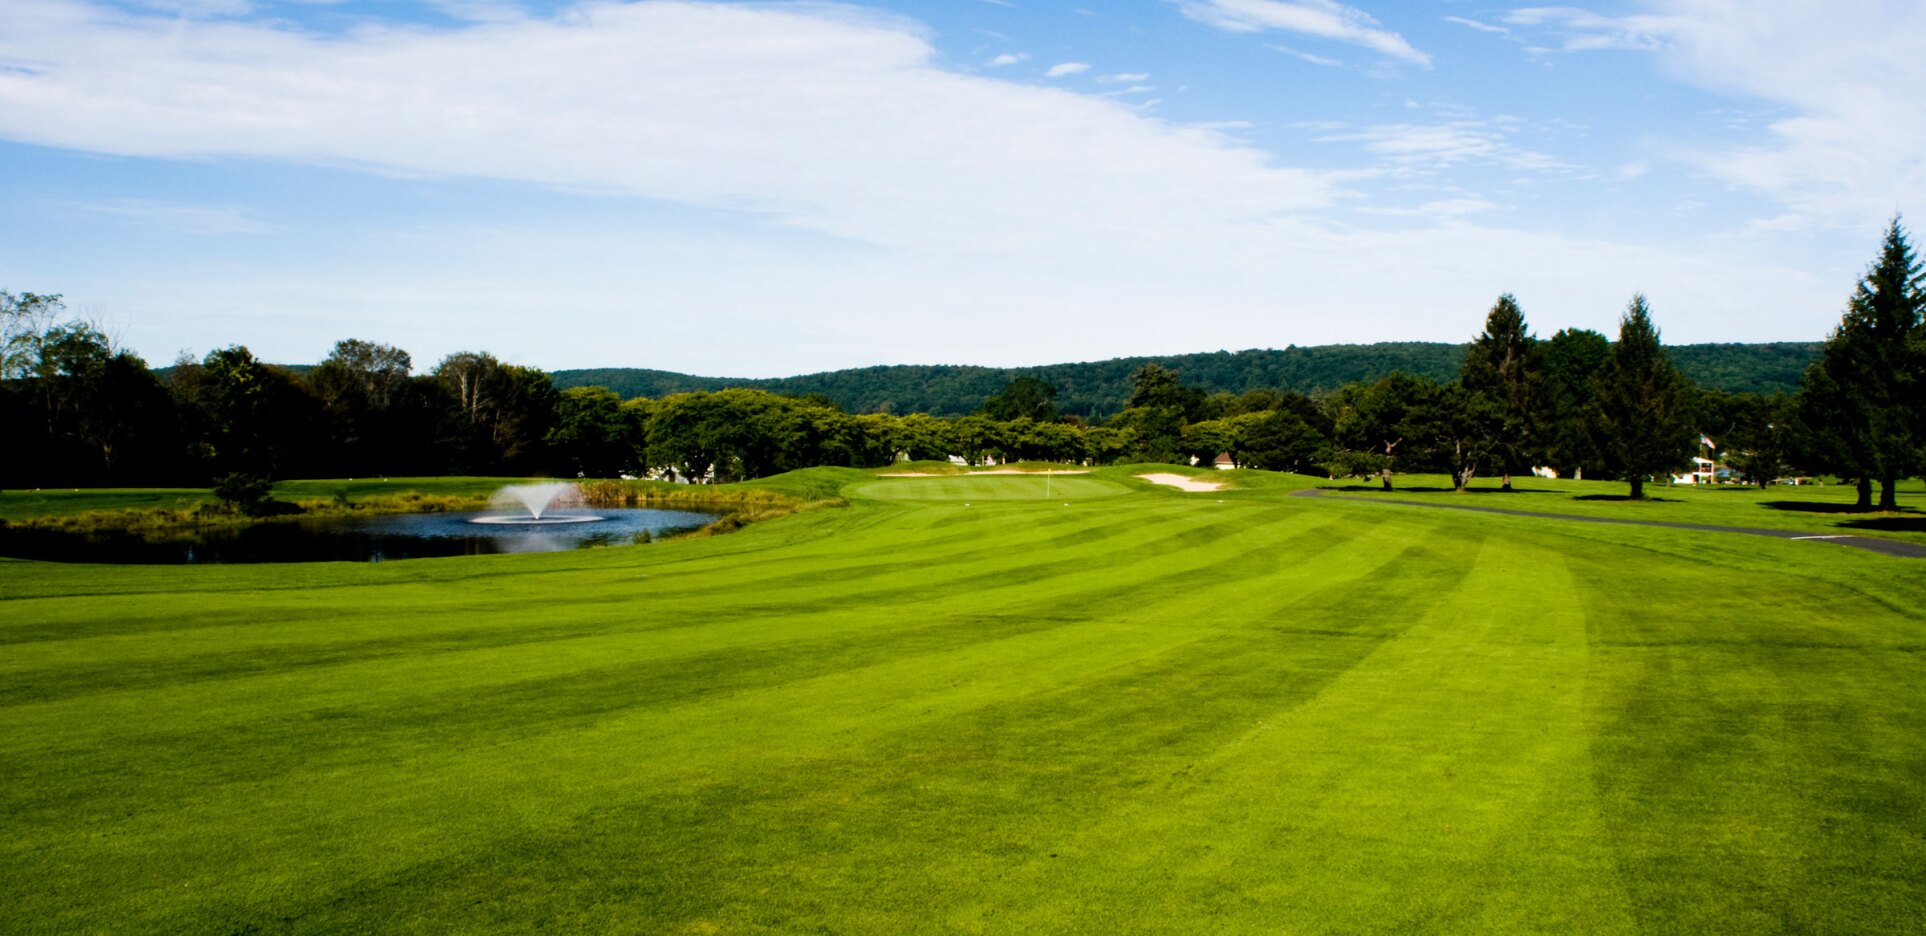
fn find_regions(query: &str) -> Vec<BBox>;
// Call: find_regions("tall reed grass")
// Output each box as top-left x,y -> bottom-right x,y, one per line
575,478 -> 844,538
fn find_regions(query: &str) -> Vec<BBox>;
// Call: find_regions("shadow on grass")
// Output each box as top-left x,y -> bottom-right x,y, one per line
1329,484 -> 1457,493
1573,494 -> 1682,503
1327,484 -> 1555,495
1840,517 -> 1926,533
1761,500 -> 1922,516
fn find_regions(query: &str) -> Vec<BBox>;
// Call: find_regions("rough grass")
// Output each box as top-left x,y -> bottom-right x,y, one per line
1,468 -> 1922,933
1,476 -> 830,538
0,477 -> 538,522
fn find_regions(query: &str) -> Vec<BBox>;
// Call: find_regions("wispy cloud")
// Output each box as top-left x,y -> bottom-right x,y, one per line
1269,44 -> 1341,67
0,0 -> 1341,257
986,52 -> 1027,67
423,0 -> 528,25
1361,197 -> 1501,219
1503,2 -> 1926,228
75,198 -> 276,235
1442,15 -> 1508,36
1044,61 -> 1089,78
0,0 -> 1865,368
1175,0 -> 1429,66
1503,7 -> 1673,51
1099,72 -> 1150,82
126,0 -> 250,16
1311,120 -> 1578,174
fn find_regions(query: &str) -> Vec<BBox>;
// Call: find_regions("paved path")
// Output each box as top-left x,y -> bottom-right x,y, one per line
1289,488 -> 1926,559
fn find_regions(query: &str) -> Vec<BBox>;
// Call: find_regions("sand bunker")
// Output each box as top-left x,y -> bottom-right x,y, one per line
879,469 -> 1092,477
1137,473 -> 1225,492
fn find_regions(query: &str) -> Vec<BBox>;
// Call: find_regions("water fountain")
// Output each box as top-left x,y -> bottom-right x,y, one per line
468,482 -> 604,525
0,480 -> 728,564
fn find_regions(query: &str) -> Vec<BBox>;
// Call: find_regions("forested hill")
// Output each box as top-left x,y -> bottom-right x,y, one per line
555,341 -> 1820,419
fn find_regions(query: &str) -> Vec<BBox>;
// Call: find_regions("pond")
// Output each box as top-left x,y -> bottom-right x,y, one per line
0,508 -> 721,565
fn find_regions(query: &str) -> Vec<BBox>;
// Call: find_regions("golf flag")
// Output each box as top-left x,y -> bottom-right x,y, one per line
1700,433 -> 1716,449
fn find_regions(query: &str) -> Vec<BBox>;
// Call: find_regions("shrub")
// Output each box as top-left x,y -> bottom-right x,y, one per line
213,473 -> 275,516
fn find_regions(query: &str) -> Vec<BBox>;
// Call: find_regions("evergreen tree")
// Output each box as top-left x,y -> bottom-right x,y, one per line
1717,392 -> 1797,488
1597,295 -> 1695,500
1460,293 -> 1539,489
1796,218 -> 1924,510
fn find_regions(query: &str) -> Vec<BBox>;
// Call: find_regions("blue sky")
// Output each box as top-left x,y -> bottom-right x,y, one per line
2,1 -> 1922,376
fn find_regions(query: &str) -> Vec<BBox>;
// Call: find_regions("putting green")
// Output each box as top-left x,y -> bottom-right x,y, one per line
850,473 -> 1131,501
2,467 -> 1921,933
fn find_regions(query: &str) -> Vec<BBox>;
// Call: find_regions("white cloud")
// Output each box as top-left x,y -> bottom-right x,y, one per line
0,1 -> 1341,258
1175,0 -> 1429,66
986,52 -> 1026,67
1100,72 -> 1150,82
1442,15 -> 1507,35
1044,61 -> 1089,77
1504,3 -> 1926,228
0,0 -> 1863,370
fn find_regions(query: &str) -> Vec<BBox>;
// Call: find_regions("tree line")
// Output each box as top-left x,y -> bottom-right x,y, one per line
5,221 -> 1920,503
553,341 -> 1821,419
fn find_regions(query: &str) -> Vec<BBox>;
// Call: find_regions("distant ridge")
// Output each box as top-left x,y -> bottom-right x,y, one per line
554,341 -> 1821,419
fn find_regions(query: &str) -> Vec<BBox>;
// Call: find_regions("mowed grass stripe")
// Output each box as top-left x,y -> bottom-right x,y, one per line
169,523 -> 1500,932
0,497 -> 1194,645
4,470 -> 1924,933
3,618 -> 1224,932
2,500 -> 1380,928
962,537 -> 1632,934
1573,554 -> 1926,933
0,502 -> 1338,767
3,504 -> 1340,820
0,501 -> 1310,705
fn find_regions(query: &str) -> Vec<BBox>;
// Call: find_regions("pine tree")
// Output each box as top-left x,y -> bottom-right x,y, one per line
1460,293 -> 1539,490
1796,217 -> 1924,510
1597,295 -> 1695,500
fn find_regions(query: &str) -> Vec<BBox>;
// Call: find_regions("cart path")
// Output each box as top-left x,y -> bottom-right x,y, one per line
1288,488 -> 1926,559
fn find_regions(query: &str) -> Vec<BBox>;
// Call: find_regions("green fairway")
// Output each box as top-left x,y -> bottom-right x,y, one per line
851,473 -> 1131,501
1317,473 -> 1926,546
2,468 -> 1922,933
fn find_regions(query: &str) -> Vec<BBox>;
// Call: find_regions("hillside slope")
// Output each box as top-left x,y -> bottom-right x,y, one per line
555,342 -> 1820,417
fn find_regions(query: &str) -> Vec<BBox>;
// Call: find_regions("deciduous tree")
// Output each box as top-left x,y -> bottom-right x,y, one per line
983,376 -> 1059,423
